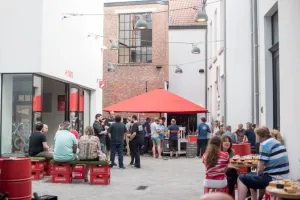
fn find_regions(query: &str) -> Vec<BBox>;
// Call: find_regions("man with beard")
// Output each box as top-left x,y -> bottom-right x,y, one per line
128,115 -> 143,168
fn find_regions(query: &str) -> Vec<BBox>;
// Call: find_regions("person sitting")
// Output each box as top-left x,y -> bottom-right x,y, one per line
270,129 -> 284,144
78,125 -> 103,181
238,127 -> 290,200
29,122 -> 53,160
53,121 -> 78,162
221,135 -> 238,197
202,136 -> 229,190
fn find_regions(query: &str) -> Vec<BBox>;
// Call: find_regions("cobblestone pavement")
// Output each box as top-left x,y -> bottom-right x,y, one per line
32,156 -> 205,200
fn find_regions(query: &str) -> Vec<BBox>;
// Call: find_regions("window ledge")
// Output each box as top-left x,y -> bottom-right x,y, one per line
117,63 -> 153,66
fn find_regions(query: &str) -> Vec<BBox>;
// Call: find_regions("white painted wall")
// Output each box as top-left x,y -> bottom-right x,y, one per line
278,0 -> 300,179
206,0 -> 253,129
0,0 -> 104,124
40,0 -> 104,121
0,0 -> 43,73
257,0 -> 278,128
168,29 -> 206,123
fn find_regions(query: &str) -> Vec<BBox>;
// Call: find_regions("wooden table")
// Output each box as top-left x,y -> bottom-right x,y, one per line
266,186 -> 300,200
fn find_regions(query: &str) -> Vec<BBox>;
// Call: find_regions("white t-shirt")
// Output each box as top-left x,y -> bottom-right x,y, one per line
150,122 -> 159,138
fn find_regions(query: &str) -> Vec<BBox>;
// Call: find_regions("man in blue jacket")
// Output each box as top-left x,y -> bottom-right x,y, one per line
197,117 -> 211,157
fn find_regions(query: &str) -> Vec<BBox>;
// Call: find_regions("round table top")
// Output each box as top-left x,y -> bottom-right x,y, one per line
266,186 -> 300,199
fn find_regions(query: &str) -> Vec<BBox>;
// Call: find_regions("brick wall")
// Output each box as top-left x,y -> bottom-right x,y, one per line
103,3 -> 169,113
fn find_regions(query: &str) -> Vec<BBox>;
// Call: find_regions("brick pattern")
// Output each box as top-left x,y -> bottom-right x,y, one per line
103,4 -> 169,110
169,0 -> 201,26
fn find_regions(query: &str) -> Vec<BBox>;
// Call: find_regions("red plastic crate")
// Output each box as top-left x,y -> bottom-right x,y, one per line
90,174 -> 110,185
72,164 -> 85,179
44,160 -> 52,169
90,165 -> 110,175
32,170 -> 44,180
31,161 -> 45,171
45,167 -> 52,176
52,163 -> 72,174
52,173 -> 72,184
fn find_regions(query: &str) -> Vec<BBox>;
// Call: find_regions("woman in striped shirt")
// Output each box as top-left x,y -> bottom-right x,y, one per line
202,136 -> 230,189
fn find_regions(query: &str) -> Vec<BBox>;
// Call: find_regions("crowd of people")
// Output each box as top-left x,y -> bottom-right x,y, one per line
198,117 -> 289,200
28,112 -> 182,173
28,113 -> 290,200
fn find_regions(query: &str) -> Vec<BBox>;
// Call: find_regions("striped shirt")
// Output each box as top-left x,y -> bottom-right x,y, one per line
259,137 -> 289,178
202,151 -> 229,180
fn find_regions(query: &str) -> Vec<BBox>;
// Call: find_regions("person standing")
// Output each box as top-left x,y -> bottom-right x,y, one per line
151,117 -> 161,159
29,122 -> 53,159
142,117 -> 151,156
157,118 -> 166,153
128,115 -> 142,168
167,119 -> 180,158
125,117 -> 132,156
106,111 -> 115,157
108,115 -> 127,169
197,117 -> 211,157
244,122 -> 256,149
223,125 -> 238,144
235,123 -> 246,143
93,114 -> 107,153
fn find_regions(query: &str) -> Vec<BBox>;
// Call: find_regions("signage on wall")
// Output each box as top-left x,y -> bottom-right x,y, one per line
65,70 -> 73,78
97,79 -> 106,89
57,95 -> 65,111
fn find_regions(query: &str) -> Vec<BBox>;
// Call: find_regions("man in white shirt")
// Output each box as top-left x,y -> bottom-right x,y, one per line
150,117 -> 162,159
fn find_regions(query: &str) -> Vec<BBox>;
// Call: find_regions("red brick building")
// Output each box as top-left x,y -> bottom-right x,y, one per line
103,0 -> 169,114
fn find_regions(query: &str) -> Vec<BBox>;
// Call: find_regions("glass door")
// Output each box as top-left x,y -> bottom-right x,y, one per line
69,86 -> 84,136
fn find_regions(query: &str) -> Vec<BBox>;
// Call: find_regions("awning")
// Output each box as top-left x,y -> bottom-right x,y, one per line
103,88 -> 208,114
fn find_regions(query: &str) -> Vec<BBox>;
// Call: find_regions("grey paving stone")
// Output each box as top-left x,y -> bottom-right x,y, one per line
32,156 -> 205,200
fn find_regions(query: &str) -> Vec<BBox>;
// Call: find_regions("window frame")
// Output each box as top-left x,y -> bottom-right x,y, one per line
118,12 -> 153,64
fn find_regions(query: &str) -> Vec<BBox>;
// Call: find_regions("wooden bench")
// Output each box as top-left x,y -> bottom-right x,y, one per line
50,160 -> 111,185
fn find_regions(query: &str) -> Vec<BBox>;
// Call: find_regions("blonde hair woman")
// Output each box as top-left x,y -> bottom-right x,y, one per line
270,129 -> 284,144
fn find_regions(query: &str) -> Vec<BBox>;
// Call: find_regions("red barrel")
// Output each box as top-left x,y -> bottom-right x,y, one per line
232,143 -> 251,156
0,157 -> 32,200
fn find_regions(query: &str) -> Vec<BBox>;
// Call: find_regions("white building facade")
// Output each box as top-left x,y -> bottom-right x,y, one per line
0,0 -> 104,155
206,0 -> 300,178
168,26 -> 207,124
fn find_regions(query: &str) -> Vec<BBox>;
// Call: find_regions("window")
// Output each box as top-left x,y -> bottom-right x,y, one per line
269,11 -> 280,130
1,74 -> 33,155
118,13 -> 152,64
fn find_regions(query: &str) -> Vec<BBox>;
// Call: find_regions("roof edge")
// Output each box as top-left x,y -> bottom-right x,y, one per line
169,25 -> 207,30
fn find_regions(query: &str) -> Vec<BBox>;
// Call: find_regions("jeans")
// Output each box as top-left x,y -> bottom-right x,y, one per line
110,143 -> 124,168
197,139 -> 208,157
100,143 -> 106,153
143,137 -> 150,155
130,139 -> 140,168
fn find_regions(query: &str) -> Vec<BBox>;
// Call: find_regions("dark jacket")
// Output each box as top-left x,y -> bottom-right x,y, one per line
93,120 -> 106,143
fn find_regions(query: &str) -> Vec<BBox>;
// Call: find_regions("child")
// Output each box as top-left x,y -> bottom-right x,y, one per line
202,136 -> 229,189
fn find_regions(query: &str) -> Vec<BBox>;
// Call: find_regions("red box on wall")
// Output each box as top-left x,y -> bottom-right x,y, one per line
52,173 -> 72,184
31,161 -> 45,171
90,165 -> 110,175
32,170 -> 44,180
90,174 -> 110,185
72,164 -> 85,179
52,163 -> 72,174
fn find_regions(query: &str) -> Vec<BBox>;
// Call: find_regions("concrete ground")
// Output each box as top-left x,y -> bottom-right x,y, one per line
32,156 -> 205,200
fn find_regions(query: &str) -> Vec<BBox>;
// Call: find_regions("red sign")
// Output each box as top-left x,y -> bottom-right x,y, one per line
57,95 -> 65,111
98,79 -> 105,89
65,70 -> 73,78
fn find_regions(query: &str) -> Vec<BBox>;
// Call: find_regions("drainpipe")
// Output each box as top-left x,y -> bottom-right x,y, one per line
250,0 -> 255,123
205,29 -> 208,118
253,0 -> 259,125
223,0 -> 227,126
